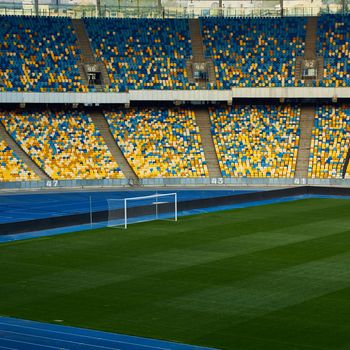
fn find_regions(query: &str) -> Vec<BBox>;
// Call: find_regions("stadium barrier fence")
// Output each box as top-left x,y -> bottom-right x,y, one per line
0,178 -> 350,190
0,3 -> 344,19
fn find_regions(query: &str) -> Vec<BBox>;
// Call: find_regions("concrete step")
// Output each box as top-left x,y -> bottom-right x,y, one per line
194,108 -> 222,178
342,146 -> 350,178
0,121 -> 51,180
71,19 -> 95,59
71,19 -> 110,88
304,17 -> 318,60
295,105 -> 315,178
89,112 -> 138,181
187,19 -> 216,87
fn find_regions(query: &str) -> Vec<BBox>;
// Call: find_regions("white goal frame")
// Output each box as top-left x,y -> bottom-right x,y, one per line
107,193 -> 177,229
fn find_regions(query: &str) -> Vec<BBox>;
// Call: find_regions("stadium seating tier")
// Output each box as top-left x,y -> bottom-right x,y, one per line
317,15 -> 350,87
0,16 -> 86,92
309,105 -> 350,178
0,110 -> 124,180
104,108 -> 208,178
210,105 -> 300,177
201,17 -> 306,88
84,18 -> 196,91
0,138 -> 39,181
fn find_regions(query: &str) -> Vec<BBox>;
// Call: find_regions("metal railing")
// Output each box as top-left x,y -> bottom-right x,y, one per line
0,2 -> 348,19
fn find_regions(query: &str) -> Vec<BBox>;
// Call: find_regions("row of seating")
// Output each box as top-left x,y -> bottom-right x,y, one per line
0,110 -> 124,179
309,105 -> 350,178
2,15 -> 350,91
0,106 -> 349,181
209,105 -> 300,177
0,16 -> 87,92
0,138 -> 38,181
317,15 -> 350,87
201,17 -> 306,89
84,18 -> 196,92
104,108 -> 208,178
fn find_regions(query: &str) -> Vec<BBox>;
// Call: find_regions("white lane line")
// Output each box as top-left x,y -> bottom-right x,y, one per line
0,330 -> 122,350
0,338 -> 63,349
0,322 -> 172,350
0,345 -> 20,350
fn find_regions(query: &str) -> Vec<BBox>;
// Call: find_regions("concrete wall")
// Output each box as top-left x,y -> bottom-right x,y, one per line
1,87 -> 348,104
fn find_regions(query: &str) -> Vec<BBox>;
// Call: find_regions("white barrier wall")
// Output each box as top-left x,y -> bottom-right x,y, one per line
1,87 -> 349,104
0,178 -> 349,190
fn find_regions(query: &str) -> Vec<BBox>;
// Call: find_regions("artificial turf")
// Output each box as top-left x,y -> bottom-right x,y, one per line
1,198 -> 350,350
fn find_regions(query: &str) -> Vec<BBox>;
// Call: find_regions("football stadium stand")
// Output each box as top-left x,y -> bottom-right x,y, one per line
104,108 -> 208,178
0,16 -> 86,92
0,15 -> 350,92
317,14 -> 350,87
209,105 -> 300,177
309,105 -> 350,178
0,110 -> 124,180
201,17 -> 306,88
84,18 -> 196,91
0,138 -> 39,181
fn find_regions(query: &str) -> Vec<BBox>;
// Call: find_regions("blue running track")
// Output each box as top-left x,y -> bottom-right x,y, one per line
0,317 -> 216,350
0,189 -> 255,224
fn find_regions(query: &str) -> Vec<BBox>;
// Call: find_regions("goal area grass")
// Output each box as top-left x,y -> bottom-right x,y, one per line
1,198 -> 350,350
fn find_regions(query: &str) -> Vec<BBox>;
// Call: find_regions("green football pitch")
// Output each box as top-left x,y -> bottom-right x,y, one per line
1,198 -> 350,350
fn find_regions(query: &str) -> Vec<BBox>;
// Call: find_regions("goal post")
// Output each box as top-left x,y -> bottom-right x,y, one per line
107,193 -> 177,229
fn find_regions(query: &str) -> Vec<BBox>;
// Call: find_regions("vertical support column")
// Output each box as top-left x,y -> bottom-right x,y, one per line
34,0 -> 39,16
280,0 -> 284,17
96,0 -> 101,17
219,0 -> 223,16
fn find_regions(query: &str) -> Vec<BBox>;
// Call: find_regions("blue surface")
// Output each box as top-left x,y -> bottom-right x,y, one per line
0,316 -> 216,350
0,189 -> 254,224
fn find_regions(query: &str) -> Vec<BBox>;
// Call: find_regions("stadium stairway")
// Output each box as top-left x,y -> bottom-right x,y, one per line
0,121 -> 50,180
343,146 -> 350,179
194,108 -> 222,178
71,19 -> 111,89
295,105 -> 315,178
305,17 -> 318,59
90,111 -> 138,182
187,19 -> 215,88
304,17 -> 324,81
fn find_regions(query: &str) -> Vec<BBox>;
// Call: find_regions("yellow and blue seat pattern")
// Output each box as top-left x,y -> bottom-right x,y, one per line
104,108 -> 208,178
201,17 -> 306,89
316,15 -> 350,87
0,138 -> 38,181
0,16 -> 86,92
0,110 -> 123,180
84,18 -> 196,92
308,105 -> 350,178
210,105 -> 300,177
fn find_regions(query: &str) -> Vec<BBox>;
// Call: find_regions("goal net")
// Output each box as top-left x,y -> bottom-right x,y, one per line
107,193 -> 177,229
